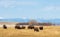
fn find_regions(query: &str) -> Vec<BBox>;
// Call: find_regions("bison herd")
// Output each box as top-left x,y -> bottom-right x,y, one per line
2,25 -> 43,32
15,25 -> 25,29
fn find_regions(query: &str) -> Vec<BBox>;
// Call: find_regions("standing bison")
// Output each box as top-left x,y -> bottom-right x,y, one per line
15,25 -> 25,29
15,25 -> 21,29
21,26 -> 25,29
3,25 -> 7,29
28,25 -> 34,29
34,27 -> 39,32
39,26 -> 43,30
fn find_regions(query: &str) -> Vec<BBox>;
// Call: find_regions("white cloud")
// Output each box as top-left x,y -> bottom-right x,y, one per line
0,1 -> 16,8
41,6 -> 60,11
0,17 -> 4,19
20,16 -> 27,19
0,0 -> 38,8
20,17 -> 38,20
16,2 -> 38,5
41,6 -> 55,11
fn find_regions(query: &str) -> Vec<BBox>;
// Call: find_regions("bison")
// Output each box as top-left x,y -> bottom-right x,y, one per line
3,25 -> 7,29
21,26 -> 25,29
15,25 -> 25,29
15,25 -> 21,29
34,27 -> 39,32
28,25 -> 34,29
39,26 -> 43,30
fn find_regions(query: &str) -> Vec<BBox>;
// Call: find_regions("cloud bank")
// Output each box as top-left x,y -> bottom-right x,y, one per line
0,0 -> 38,8
41,6 -> 60,12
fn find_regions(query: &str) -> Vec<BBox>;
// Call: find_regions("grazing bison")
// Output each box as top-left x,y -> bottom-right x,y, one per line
15,25 -> 25,29
15,25 -> 21,29
34,27 -> 39,32
21,26 -> 25,29
39,26 -> 43,30
3,25 -> 7,29
28,25 -> 34,29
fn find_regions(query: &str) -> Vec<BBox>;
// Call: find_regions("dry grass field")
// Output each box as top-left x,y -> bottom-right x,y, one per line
0,26 -> 60,37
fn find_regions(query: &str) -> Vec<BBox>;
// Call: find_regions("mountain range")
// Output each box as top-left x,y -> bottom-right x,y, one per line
0,18 -> 60,25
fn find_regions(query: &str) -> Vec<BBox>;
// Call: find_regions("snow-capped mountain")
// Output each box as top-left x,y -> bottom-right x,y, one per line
0,18 -> 60,24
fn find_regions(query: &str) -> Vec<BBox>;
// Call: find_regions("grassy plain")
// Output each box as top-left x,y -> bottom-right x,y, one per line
0,26 -> 60,37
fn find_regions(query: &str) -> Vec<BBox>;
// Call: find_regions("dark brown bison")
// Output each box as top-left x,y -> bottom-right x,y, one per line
3,25 -> 7,29
15,25 -> 21,29
15,25 -> 25,29
28,25 -> 34,29
34,27 -> 39,32
39,26 -> 43,30
21,26 -> 25,29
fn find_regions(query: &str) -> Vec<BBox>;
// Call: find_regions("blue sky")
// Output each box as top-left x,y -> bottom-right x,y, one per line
0,0 -> 60,19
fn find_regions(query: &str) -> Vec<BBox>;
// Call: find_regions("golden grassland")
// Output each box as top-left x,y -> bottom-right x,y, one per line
0,26 -> 60,37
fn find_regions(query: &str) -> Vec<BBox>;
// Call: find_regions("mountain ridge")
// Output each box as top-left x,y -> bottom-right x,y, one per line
0,18 -> 60,24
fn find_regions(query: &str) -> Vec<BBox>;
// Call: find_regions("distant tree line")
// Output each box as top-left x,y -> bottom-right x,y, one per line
16,20 -> 55,26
